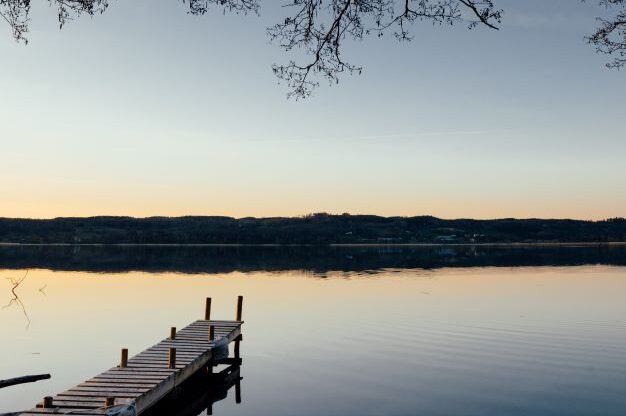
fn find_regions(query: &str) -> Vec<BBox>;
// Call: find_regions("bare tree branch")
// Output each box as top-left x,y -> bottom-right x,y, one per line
457,0 -> 501,30
587,0 -> 626,68
182,0 -> 259,15
0,1 -> 623,98
267,1 -> 502,98
0,0 -> 30,43
3,270 -> 30,329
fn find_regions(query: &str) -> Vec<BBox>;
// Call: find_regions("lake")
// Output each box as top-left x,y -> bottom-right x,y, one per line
1,245 -> 626,415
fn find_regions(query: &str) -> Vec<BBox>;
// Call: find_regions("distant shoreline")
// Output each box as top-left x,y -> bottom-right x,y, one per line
1,242 -> 626,247
1,215 -> 625,245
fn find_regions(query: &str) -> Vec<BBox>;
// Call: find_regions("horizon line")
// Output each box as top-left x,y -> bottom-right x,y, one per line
1,214 -> 624,222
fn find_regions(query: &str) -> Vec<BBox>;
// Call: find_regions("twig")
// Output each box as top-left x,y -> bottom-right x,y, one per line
3,270 -> 31,328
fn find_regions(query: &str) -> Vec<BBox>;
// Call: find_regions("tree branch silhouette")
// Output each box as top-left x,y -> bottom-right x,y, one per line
267,1 -> 504,98
3,270 -> 31,329
0,1 -> 624,97
587,0 -> 626,68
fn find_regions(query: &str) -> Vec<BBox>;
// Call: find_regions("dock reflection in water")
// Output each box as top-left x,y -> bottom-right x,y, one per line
143,360 -> 243,416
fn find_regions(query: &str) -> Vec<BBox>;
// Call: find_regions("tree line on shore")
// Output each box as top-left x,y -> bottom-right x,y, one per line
0,214 -> 625,244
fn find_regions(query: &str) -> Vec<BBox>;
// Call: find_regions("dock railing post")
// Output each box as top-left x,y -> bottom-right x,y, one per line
205,297 -> 212,320
236,296 -> 243,321
120,348 -> 128,368
209,325 -> 215,341
42,396 -> 53,409
170,327 -> 176,340
104,397 -> 115,408
168,347 -> 177,369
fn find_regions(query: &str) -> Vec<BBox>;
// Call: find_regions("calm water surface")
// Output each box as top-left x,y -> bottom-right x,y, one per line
1,246 -> 626,415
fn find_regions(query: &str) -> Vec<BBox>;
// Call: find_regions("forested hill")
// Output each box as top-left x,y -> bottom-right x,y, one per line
0,214 -> 625,244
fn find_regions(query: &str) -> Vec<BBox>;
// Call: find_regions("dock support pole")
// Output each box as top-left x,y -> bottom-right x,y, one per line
235,380 -> 242,404
234,339 -> 241,359
205,297 -> 212,320
236,296 -> 243,321
104,398 -> 115,408
209,325 -> 215,341
170,327 -> 176,340
42,396 -> 53,409
168,348 -> 177,369
120,348 -> 128,368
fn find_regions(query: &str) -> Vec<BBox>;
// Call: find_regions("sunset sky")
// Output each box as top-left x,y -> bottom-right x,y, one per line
1,0 -> 624,220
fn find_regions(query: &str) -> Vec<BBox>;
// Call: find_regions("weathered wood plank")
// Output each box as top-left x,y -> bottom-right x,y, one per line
57,391 -> 140,398
89,375 -> 168,381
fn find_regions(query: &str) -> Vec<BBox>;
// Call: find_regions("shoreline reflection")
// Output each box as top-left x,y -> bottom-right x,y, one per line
0,245 -> 625,275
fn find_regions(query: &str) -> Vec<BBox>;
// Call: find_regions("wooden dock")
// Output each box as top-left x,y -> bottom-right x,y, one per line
18,297 -> 244,416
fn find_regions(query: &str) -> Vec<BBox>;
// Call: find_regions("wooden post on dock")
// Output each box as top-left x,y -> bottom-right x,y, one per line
104,397 -> 115,408
168,348 -> 177,369
205,297 -> 212,320
234,339 -> 241,359
209,325 -> 215,341
42,396 -> 53,409
170,327 -> 176,340
236,296 -> 243,321
120,348 -> 128,368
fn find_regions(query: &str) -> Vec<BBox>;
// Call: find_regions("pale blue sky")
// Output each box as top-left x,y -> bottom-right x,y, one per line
1,0 -> 624,219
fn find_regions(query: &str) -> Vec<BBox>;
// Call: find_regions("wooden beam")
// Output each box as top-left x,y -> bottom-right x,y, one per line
235,380 -> 241,404
0,374 -> 50,389
234,340 -> 240,359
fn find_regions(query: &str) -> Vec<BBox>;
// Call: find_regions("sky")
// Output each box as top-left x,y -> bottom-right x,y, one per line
0,0 -> 625,220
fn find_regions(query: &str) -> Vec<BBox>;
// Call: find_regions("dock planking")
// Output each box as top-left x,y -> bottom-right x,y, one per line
19,297 -> 244,416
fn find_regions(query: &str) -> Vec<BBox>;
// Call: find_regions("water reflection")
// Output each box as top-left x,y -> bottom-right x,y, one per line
0,244 -> 625,274
2,255 -> 626,416
143,362 -> 243,416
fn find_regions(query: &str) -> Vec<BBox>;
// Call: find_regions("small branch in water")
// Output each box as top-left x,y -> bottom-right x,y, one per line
3,270 -> 31,328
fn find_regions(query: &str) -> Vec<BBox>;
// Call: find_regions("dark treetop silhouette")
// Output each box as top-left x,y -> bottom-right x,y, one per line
1,214 -> 626,244
1,0 -> 624,97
